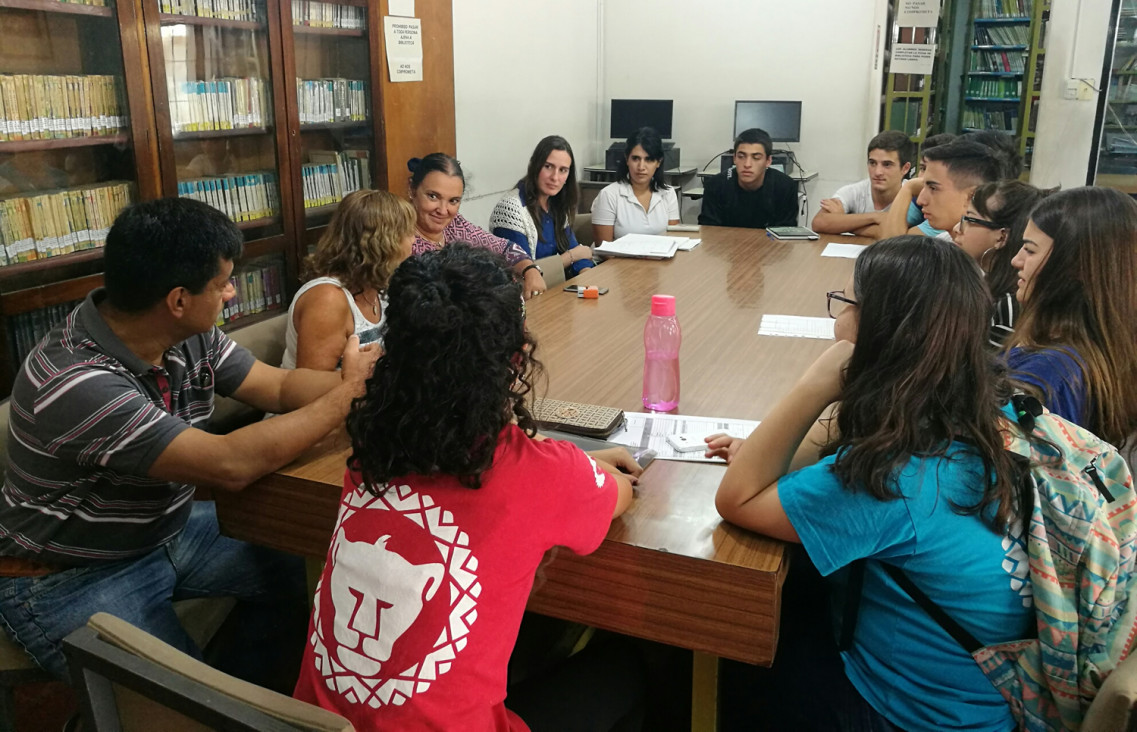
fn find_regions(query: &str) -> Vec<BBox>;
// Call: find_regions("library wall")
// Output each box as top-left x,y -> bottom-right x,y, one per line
1030,0 -> 1111,188
451,0 -> 601,228
602,0 -> 885,224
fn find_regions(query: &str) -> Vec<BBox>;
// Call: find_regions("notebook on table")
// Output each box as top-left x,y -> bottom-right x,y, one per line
767,226 -> 819,240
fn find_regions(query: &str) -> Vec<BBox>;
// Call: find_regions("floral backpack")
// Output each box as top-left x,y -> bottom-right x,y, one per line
842,395 -> 1137,731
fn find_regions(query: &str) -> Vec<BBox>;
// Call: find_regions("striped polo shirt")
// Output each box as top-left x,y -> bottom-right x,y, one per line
0,288 -> 255,566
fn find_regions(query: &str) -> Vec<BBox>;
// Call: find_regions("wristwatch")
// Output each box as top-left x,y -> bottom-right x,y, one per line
522,263 -> 542,276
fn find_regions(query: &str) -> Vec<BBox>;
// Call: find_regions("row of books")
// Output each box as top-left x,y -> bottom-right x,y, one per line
292,1 -> 364,29
0,182 -> 132,265
218,258 -> 285,325
169,78 -> 272,135
965,78 -> 1022,98
159,0 -> 260,22
976,0 -> 1032,18
0,75 -> 127,142
962,107 -> 1021,133
974,24 -> 1030,46
970,50 -> 1027,73
301,150 -> 369,208
297,79 -> 367,125
7,300 -> 81,373
177,172 -> 279,223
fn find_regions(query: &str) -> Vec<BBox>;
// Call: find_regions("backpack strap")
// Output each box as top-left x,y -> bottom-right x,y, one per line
882,563 -> 983,654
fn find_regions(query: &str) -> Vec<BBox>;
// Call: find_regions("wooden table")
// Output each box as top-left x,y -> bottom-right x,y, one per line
214,226 -> 865,727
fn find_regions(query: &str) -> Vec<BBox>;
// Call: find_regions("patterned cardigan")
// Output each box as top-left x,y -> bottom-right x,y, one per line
411,213 -> 529,267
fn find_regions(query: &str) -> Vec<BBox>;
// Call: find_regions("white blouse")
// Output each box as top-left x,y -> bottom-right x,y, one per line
590,181 -> 679,240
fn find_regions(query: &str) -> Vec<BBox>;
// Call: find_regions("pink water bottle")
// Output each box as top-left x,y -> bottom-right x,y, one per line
643,294 -> 681,412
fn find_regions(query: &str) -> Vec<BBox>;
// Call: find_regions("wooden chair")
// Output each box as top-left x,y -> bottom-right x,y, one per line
64,613 -> 353,732
1082,653 -> 1137,731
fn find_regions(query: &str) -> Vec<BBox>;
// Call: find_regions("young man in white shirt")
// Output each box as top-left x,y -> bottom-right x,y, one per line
810,131 -> 914,239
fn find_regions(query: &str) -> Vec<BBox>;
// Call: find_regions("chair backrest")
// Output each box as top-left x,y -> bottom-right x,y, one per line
63,613 -> 354,732
0,398 -> 10,473
1082,652 -> 1137,732
573,212 -> 594,247
210,313 -> 288,433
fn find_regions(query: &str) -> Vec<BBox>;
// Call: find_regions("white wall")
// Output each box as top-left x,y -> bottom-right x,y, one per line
1031,0 -> 1113,188
451,0 -> 602,228
602,0 -> 886,223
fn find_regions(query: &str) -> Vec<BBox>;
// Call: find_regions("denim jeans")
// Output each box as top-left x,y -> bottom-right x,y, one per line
0,501 -> 305,679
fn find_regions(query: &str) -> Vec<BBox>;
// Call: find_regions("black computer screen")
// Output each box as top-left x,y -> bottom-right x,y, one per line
733,101 -> 802,142
610,99 -> 674,139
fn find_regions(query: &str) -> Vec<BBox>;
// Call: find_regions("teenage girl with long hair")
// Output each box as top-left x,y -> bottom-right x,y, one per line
711,236 -> 1035,731
1007,186 -> 1137,446
950,179 -> 1048,347
293,244 -> 642,731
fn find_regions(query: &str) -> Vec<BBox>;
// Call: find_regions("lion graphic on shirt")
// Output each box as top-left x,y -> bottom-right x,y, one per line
328,527 -> 445,676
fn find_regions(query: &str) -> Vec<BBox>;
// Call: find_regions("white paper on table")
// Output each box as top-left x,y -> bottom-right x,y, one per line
757,314 -> 835,340
595,234 -> 680,259
821,242 -> 867,259
675,238 -> 701,251
607,412 -> 760,462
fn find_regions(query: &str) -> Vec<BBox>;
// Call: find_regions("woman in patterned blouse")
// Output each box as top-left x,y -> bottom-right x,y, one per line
408,153 -> 547,298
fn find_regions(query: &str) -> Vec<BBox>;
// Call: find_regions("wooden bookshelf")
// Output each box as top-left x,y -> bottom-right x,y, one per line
0,133 -> 130,153
0,0 -> 456,396
292,25 -> 364,37
0,0 -> 113,18
157,12 -> 261,30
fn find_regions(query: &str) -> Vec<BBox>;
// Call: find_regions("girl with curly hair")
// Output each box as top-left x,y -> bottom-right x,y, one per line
281,189 -> 414,370
293,243 -> 642,731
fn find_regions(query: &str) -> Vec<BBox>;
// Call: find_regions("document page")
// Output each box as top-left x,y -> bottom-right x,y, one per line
821,242 -> 867,259
757,315 -> 835,340
607,412 -> 760,462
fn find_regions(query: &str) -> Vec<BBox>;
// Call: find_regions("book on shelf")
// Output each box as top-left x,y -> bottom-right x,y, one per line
965,78 -> 1022,98
0,75 -> 126,143
296,79 -> 367,125
0,181 -> 132,266
169,77 -> 270,135
976,0 -> 1032,18
218,256 -> 285,325
974,25 -> 1030,46
292,0 -> 364,29
159,0 -> 260,23
7,299 -> 83,373
302,149 -> 370,209
969,50 -> 1026,73
178,171 -> 279,223
961,106 -> 1021,133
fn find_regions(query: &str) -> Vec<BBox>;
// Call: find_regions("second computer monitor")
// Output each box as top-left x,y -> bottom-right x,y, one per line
733,101 -> 801,143
610,99 -> 674,140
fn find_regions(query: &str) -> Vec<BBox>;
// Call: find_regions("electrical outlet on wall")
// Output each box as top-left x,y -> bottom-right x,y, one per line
1064,80 -> 1079,100
1078,78 -> 1097,101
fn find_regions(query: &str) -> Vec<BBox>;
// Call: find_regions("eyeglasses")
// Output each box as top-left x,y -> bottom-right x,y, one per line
826,290 -> 858,318
960,214 -> 1004,232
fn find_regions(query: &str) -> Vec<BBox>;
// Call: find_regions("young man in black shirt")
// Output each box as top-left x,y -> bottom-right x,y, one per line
698,128 -> 799,229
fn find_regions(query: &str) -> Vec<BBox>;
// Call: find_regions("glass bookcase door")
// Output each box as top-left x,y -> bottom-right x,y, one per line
1095,0 -> 1137,194
0,0 -> 139,271
286,0 -> 375,234
154,0 -> 285,240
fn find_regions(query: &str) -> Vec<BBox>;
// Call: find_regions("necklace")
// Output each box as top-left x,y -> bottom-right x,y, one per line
416,226 -> 443,245
357,291 -> 379,317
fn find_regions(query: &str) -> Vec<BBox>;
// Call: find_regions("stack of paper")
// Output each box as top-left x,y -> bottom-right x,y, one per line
757,315 -> 835,340
675,238 -> 702,251
607,412 -> 760,463
595,234 -> 681,259
821,242 -> 867,259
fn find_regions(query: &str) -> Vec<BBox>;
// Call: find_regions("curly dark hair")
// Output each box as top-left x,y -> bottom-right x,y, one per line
346,243 -> 542,491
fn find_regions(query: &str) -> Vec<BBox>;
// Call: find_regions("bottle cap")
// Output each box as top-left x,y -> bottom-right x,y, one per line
651,294 -> 676,317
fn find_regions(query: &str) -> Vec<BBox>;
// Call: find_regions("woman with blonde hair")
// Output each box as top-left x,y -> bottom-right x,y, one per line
281,189 -> 415,370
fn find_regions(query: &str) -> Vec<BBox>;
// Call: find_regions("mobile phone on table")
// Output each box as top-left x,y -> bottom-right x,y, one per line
563,285 -> 609,295
666,433 -> 708,453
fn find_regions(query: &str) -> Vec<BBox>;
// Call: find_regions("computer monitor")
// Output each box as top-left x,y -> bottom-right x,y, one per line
733,101 -> 802,143
610,99 -> 674,140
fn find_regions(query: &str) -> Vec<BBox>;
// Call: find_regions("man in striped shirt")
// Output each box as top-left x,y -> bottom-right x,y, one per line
0,198 -> 378,680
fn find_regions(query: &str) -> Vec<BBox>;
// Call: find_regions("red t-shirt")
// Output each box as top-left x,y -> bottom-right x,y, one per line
294,426 -> 619,731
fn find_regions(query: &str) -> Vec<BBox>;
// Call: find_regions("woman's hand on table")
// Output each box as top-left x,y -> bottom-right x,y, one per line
523,267 -> 547,300
704,434 -> 743,463
587,447 -> 643,484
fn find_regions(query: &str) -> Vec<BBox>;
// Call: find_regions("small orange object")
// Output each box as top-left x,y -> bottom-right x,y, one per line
578,286 -> 600,299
